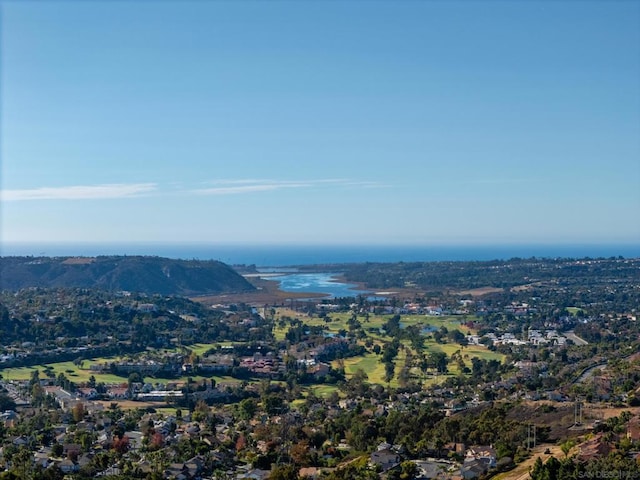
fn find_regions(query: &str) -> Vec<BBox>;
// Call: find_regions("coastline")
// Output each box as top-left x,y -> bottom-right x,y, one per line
3,242 -> 639,266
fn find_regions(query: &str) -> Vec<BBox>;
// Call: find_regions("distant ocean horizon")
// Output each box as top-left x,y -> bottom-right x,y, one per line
2,242 -> 639,266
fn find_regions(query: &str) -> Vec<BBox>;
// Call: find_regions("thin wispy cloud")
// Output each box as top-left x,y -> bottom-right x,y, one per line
1,183 -> 157,201
1,179 -> 387,202
193,178 -> 387,195
458,178 -> 538,185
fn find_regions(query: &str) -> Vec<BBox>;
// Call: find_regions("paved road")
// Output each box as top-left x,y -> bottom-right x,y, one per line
565,331 -> 588,346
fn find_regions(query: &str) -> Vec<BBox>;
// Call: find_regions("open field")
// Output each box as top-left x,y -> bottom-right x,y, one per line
428,343 -> 504,363
307,384 -> 340,397
0,359 -> 244,387
184,342 -> 233,356
0,362 -> 126,384
276,310 -> 479,336
95,400 -> 176,411
336,353 -> 387,383
455,286 -> 504,297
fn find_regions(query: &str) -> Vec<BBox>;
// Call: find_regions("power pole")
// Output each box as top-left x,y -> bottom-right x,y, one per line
527,424 -> 537,449
574,399 -> 582,426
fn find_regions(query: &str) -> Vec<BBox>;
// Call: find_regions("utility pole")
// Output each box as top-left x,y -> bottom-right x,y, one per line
533,425 -> 536,448
527,424 -> 537,449
574,399 -> 582,426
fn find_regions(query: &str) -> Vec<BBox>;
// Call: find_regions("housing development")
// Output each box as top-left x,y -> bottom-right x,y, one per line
1,256 -> 639,480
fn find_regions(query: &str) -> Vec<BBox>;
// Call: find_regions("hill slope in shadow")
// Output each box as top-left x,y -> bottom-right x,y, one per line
0,256 -> 255,296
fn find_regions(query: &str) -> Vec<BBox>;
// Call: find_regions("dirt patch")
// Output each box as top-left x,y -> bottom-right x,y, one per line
588,405 -> 640,420
95,400 -> 168,410
505,402 -> 585,442
505,402 -> 640,441
493,444 -> 564,480
456,286 -> 504,297
61,257 -> 95,265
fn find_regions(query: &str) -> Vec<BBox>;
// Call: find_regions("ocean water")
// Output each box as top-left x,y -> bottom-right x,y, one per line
2,242 -> 639,267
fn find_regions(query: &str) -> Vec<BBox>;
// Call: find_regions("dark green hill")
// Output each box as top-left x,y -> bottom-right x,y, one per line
0,256 -> 255,295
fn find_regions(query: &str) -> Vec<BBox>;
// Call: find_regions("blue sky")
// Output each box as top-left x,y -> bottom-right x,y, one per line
1,1 -> 639,246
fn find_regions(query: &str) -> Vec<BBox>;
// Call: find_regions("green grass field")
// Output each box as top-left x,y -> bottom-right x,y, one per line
182,342 -> 237,356
336,353 -> 384,382
0,362 -> 126,384
276,308 -> 504,387
307,384 -> 340,397
277,311 -> 479,336
0,359 -> 246,387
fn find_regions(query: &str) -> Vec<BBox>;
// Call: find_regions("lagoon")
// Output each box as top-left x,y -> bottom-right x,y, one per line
267,272 -> 370,299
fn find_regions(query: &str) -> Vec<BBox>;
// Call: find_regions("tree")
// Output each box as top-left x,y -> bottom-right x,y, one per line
263,394 -> 286,415
143,428 -> 161,450
51,443 -> 64,458
112,435 -> 130,454
38,464 -> 65,480
72,402 -> 85,423
389,461 -> 418,480
0,393 -> 16,412
268,464 -> 298,480
429,351 -> 448,374
29,369 -> 40,386
31,383 -> 45,407
560,439 -> 576,458
192,399 -> 210,422
290,440 -> 311,465
10,447 -> 34,480
238,398 -> 257,420
128,371 -> 143,386
384,362 -> 395,383
344,368 -> 369,397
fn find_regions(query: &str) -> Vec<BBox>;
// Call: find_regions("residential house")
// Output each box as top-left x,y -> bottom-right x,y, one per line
298,467 -> 322,479
63,443 -> 82,459
77,387 -> 98,399
464,445 -> 496,469
58,458 -> 78,474
370,448 -> 401,472
12,435 -> 30,447
33,448 -> 52,469
627,416 -> 640,441
413,460 -> 460,479
0,410 -> 18,428
461,459 -> 487,479
106,386 -> 129,399
236,468 -> 271,480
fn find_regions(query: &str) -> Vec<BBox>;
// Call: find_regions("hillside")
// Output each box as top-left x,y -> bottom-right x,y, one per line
0,256 -> 255,295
